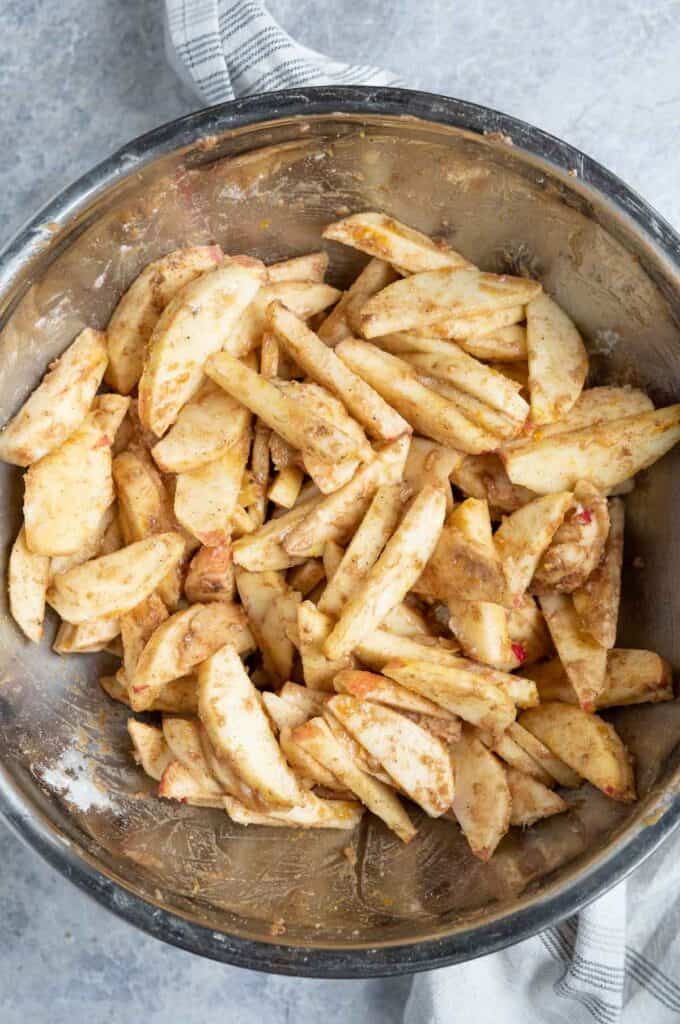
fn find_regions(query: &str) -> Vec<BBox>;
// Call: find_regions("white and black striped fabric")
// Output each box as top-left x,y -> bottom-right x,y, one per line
164,6 -> 680,1020
405,841 -> 680,1024
165,0 -> 401,105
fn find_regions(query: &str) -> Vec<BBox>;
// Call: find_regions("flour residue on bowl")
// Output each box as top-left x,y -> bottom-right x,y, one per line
39,746 -> 116,812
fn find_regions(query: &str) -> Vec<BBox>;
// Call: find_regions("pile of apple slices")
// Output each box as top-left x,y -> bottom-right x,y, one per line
2,211 -> 678,861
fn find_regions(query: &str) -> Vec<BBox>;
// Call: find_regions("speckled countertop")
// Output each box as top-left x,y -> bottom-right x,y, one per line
1,1 -> 679,1021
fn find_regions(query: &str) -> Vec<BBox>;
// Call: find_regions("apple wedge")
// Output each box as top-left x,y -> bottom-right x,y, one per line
184,542 -> 235,604
322,212 -> 471,273
296,601 -> 356,691
318,483 -> 404,616
525,648 -> 673,708
502,405 -> 680,493
278,725 -> 346,790
507,767 -> 568,826
105,670 -> 198,714
261,694 -> 312,733
47,532 -> 185,623
525,292 -> 588,424
0,327 -> 108,466
268,466 -> 304,508
235,569 -> 300,683
476,728 -> 554,786
400,347 -> 529,424
519,702 -> 635,802
418,374 -> 521,441
417,306 -> 525,343
120,592 -> 169,680
174,429 -> 250,546
205,352 -> 367,464
162,716 -> 223,795
129,602 -> 255,711
572,498 -> 624,647
8,527 -> 50,642
506,721 -> 581,788
354,630 -> 459,669
533,481 -> 610,593
106,246 -> 223,394
49,505 -> 118,577
506,595 -> 552,665
151,380 -> 251,473
24,394 -> 129,556
113,449 -> 182,607
53,617 -> 121,654
447,598 -> 520,671
449,725 -> 511,860
494,491 -> 572,601
501,385 -> 653,449
323,486 -> 446,660
327,694 -> 454,817
198,645 -> 302,807
415,497 -> 507,605
279,682 -> 328,717
223,791 -> 363,829
287,558 -> 325,598
458,324 -> 527,362
383,657 -> 516,740
158,762 -> 224,807
266,251 -> 328,283
334,668 -> 455,719
138,258 -> 265,436
358,267 -> 541,338
538,591 -> 607,709
198,725 -> 263,808
128,720 -> 173,782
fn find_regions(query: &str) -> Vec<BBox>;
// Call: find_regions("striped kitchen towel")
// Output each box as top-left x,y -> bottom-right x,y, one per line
164,6 -> 680,1022
405,834 -> 680,1024
164,0 -> 401,105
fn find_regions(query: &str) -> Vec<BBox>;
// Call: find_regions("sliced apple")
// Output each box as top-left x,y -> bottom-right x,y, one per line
538,591 -> 607,709
572,498 -> 624,647
198,645 -> 301,807
502,405 -> 680,493
450,725 -> 511,860
507,767 -> 568,826
323,486 -> 446,660
494,491 -> 572,601
106,246 -> 223,394
525,292 -> 588,424
138,258 -> 265,436
24,395 -> 129,556
8,527 -> 50,641
519,702 -> 635,802
47,533 -> 185,623
327,694 -> 454,817
358,267 -> 541,338
129,601 -> 254,711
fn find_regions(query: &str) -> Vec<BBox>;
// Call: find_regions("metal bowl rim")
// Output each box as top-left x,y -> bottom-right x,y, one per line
1,85 -> 679,977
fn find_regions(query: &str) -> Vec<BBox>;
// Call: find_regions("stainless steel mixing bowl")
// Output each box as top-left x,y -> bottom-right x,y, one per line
1,87 -> 680,977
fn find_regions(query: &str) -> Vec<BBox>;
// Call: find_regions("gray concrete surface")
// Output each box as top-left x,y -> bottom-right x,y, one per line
1,1 -> 679,1021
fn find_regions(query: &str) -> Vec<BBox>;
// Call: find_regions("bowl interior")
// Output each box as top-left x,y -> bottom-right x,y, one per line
1,101 -> 680,972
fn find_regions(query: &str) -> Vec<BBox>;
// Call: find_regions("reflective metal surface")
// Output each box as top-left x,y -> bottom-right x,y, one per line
1,88 -> 679,977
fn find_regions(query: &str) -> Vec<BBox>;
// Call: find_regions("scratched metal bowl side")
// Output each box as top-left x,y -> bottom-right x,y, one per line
1,87 -> 680,977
